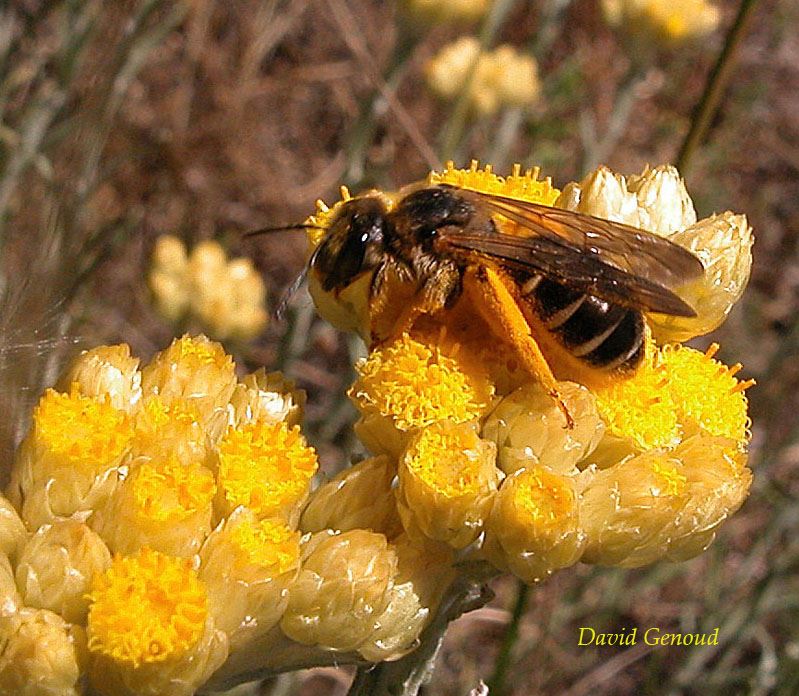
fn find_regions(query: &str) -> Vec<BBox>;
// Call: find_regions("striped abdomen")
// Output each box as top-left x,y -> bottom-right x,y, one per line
520,275 -> 645,373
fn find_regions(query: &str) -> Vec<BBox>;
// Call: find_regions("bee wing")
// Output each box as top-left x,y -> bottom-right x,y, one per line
440,231 -> 697,317
451,187 -> 705,290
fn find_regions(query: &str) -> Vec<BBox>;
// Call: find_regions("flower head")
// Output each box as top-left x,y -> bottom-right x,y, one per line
602,0 -> 720,47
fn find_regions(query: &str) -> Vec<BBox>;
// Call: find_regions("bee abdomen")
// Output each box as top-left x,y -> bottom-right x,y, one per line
528,277 -> 645,372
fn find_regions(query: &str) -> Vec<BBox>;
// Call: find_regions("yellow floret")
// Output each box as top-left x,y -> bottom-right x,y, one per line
131,459 -> 216,524
132,395 -> 209,465
34,385 -> 133,470
428,160 -> 560,206
661,343 -> 752,444
216,421 -> 318,522
351,333 -> 493,431
228,517 -> 300,575
87,549 -> 208,669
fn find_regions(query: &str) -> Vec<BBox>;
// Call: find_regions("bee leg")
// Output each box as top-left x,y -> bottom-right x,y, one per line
463,265 -> 574,429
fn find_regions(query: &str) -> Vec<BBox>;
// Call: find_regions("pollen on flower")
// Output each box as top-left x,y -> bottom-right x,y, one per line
158,334 -> 233,371
228,517 -> 301,574
429,160 -> 560,207
404,423 -> 491,498
660,343 -> 752,444
130,458 -> 216,523
350,333 -> 493,431
34,385 -> 133,469
216,421 -> 318,520
651,460 -> 688,497
132,396 -> 209,463
87,548 -> 208,668
514,468 -> 575,528
592,349 -> 680,452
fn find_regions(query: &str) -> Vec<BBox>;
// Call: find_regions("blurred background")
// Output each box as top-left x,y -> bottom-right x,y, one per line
0,0 -> 796,693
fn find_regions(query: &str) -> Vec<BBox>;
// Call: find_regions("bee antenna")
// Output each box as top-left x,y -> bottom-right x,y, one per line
245,223 -> 326,238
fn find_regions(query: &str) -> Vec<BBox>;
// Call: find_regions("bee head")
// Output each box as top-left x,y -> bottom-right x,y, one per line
312,196 -> 389,292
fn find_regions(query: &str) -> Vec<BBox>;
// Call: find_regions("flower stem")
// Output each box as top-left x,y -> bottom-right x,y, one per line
488,580 -> 530,696
675,0 -> 761,174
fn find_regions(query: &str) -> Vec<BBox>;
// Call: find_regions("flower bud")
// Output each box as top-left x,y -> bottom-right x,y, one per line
557,166 -> 641,225
301,455 -> 403,538
58,344 -> 143,413
0,555 -> 21,616
626,164 -> 697,234
230,368 -> 306,429
396,421 -> 499,549
140,335 -> 237,431
91,457 -> 215,558
132,395 -> 212,465
16,519 -> 111,624
481,382 -> 604,475
580,435 -> 751,567
650,213 -> 754,341
199,508 -> 300,650
280,529 -> 398,654
0,608 -> 86,696
483,467 -> 585,583
87,548 -> 228,696
401,0 -> 491,26
7,386 -> 133,530
0,495 -> 25,561
602,0 -> 720,46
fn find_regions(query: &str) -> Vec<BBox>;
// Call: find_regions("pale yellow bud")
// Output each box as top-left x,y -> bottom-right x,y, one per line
16,519 -> 111,624
230,368 -> 306,429
396,421 -> 499,549
650,212 -> 754,341
491,46 -> 540,108
0,556 -> 21,616
358,534 -> 455,661
580,434 -> 751,567
90,456 -> 215,558
557,166 -> 641,225
281,529 -> 398,654
132,395 -> 212,466
189,239 -> 227,278
59,344 -> 143,413
0,495 -> 25,561
483,467 -> 585,583
152,235 -> 188,275
149,271 -> 190,322
425,36 -> 481,100
602,0 -> 720,46
0,608 -> 86,696
481,382 -> 604,475
626,164 -> 697,234
199,508 -> 300,651
140,335 -> 237,430
301,455 -> 403,538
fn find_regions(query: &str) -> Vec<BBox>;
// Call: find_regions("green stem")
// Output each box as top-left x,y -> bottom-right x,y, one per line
675,0 -> 761,173
438,0 -> 520,162
488,580 -> 530,696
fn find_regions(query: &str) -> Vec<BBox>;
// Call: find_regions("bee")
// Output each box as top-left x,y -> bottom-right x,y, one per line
270,183 -> 704,426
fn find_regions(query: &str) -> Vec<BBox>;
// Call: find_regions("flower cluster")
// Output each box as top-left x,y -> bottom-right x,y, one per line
425,37 -> 540,116
307,161 -> 754,584
0,336 -> 446,694
149,235 -> 268,342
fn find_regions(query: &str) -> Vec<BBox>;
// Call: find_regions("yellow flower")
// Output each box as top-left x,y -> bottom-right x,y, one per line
0,608 -> 86,696
425,39 -> 541,116
87,548 -> 227,696
90,456 -> 216,558
301,455 -> 404,539
396,421 -> 499,549
483,467 -> 585,583
0,555 -> 21,616
602,0 -> 720,45
149,236 -> 268,341
215,420 -> 318,525
132,395 -> 211,465
7,385 -> 133,530
200,508 -> 300,650
15,519 -> 111,624
350,332 -> 494,457
0,494 -> 25,561
229,368 -> 306,429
